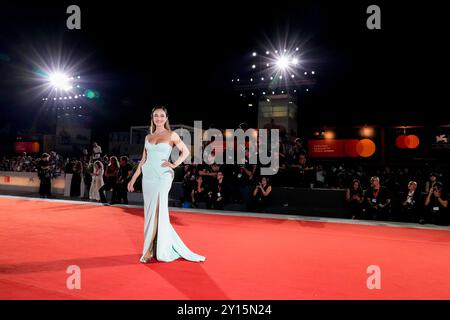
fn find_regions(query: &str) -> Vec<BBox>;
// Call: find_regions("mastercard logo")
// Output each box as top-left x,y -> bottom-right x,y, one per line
344,139 -> 376,157
395,135 -> 420,149
31,142 -> 40,153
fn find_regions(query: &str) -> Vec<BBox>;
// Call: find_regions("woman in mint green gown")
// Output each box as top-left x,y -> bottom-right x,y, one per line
128,106 -> 206,263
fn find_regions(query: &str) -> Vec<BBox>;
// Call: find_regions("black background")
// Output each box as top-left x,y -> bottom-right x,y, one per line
0,1 -> 448,143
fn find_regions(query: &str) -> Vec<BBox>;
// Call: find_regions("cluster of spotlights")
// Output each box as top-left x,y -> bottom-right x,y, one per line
233,45 -> 315,101
57,114 -> 84,118
231,70 -> 315,83
230,46 -> 317,84
249,48 -> 302,73
46,72 -> 81,91
56,106 -> 83,110
44,106 -> 85,115
252,48 -> 299,57
48,72 -> 72,91
239,88 -> 304,97
42,94 -> 85,101
275,56 -> 299,70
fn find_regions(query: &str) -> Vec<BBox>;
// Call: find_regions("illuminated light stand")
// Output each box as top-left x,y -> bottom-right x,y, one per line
232,48 -> 316,138
258,93 -> 298,138
40,74 -> 93,155
40,74 -> 87,121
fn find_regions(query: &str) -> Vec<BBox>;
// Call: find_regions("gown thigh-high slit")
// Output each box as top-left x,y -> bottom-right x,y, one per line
140,140 -> 206,263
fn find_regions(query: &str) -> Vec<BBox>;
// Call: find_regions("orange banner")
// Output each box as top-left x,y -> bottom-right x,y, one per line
308,139 -> 376,158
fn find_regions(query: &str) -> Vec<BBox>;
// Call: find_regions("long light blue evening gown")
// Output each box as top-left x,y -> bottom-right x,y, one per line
140,140 -> 206,263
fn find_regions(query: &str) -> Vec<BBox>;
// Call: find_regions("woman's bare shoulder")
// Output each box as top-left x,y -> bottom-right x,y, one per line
170,130 -> 181,142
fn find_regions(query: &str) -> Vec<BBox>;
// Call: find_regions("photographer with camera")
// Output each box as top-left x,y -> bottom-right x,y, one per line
401,181 -> 423,223
424,172 -> 439,193
346,179 -> 364,219
37,153 -> 53,198
424,182 -> 449,225
235,148 -> 257,210
290,153 -> 314,188
206,171 -> 230,210
111,156 -> 133,205
250,176 -> 272,213
191,175 -> 208,208
364,176 -> 391,221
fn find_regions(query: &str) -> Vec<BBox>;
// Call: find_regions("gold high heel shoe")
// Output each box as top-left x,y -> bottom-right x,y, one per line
140,246 -> 154,264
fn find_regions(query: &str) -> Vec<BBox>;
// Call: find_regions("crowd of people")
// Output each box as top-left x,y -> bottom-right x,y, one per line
180,160 -> 273,213
62,152 -> 134,205
1,137 -> 449,225
345,175 -> 448,225
1,151 -> 64,174
1,144 -> 133,205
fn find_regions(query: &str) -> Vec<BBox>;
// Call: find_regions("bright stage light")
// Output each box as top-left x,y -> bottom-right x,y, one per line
252,64 -> 256,69
276,56 -> 289,70
361,127 -> 375,137
324,131 -> 335,140
257,42 -> 305,81
252,52 -> 257,57
48,72 -> 72,91
23,45 -> 90,103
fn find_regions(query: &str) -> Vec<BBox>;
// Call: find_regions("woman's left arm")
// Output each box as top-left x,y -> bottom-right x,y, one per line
168,131 -> 190,168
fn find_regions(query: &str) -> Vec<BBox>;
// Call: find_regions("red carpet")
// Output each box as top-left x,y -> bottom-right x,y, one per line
0,197 -> 449,300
